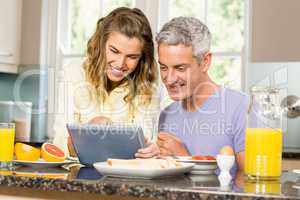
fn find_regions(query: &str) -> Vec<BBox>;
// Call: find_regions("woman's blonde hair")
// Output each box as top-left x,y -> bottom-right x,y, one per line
83,7 -> 157,111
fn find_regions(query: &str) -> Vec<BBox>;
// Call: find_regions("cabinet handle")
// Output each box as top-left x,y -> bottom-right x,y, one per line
0,53 -> 13,57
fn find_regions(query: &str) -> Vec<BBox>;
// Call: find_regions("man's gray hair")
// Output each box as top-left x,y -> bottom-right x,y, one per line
156,17 -> 211,63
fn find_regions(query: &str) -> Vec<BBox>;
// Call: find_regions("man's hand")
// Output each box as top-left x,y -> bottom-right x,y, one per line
135,137 -> 160,158
157,132 -> 189,156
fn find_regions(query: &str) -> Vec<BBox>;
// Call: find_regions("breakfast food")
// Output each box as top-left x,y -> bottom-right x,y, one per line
41,143 -> 66,162
219,145 -> 234,155
191,155 -> 216,160
107,157 -> 182,169
14,143 -> 41,161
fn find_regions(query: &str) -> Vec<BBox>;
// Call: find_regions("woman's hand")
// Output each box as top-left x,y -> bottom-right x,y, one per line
88,116 -> 112,124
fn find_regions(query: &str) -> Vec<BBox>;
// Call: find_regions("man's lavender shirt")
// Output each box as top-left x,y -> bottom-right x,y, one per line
159,87 -> 249,172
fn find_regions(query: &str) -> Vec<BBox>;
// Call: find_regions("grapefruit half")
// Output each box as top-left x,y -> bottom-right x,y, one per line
15,143 -> 41,161
41,143 -> 66,162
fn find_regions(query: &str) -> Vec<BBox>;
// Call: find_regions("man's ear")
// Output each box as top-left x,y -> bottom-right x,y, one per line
201,52 -> 212,73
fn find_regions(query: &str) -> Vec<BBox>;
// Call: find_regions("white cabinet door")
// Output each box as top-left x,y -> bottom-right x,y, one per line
0,0 -> 22,69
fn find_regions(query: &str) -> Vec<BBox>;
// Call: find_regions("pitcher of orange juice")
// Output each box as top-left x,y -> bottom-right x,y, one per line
245,87 -> 282,180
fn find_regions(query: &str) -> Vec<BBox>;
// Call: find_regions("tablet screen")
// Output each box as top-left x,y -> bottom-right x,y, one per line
67,123 -> 145,166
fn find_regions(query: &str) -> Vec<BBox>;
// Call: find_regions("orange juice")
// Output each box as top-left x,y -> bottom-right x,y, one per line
0,125 -> 15,162
245,128 -> 282,179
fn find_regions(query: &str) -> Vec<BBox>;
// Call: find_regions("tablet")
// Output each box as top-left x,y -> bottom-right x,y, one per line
67,123 -> 145,166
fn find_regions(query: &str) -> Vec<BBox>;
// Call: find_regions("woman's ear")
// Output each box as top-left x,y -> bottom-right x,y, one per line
201,52 -> 212,73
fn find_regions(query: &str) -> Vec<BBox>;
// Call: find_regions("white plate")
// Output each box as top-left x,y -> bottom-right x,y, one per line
13,159 -> 76,168
192,164 -> 218,171
93,162 -> 195,179
176,156 -> 217,163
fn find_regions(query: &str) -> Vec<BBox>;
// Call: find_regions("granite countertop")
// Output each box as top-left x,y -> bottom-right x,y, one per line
1,164 -> 300,200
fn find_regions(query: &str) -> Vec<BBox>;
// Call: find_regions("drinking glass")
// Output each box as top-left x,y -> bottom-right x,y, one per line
0,123 -> 15,170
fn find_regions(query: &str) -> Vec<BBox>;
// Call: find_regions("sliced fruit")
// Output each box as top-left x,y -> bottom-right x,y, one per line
41,143 -> 66,162
191,155 -> 205,160
204,155 -> 216,160
14,143 -> 41,161
191,155 -> 216,160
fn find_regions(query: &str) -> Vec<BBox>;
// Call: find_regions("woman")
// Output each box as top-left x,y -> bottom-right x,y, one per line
53,7 -> 160,156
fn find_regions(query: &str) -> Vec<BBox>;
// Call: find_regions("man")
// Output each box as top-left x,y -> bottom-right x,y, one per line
136,17 -> 248,172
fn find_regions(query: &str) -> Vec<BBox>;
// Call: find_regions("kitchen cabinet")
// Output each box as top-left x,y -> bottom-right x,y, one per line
0,0 -> 23,73
251,0 -> 300,62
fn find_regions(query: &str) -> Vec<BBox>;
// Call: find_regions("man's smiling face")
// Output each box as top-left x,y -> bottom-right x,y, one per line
158,43 -> 209,101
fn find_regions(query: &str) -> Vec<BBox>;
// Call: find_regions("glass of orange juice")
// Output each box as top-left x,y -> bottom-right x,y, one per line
245,128 -> 282,179
245,87 -> 282,180
0,123 -> 15,170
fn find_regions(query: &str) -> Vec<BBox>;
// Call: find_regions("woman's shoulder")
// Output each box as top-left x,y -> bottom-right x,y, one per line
63,60 -> 86,83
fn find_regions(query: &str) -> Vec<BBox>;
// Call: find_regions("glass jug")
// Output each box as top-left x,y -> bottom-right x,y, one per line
245,87 -> 282,180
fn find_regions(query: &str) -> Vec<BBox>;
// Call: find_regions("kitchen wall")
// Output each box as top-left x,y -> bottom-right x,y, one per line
0,68 -> 48,143
0,73 -> 18,101
0,0 -> 47,142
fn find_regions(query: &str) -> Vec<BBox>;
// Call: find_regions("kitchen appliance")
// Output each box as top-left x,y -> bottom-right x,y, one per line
0,101 -> 32,142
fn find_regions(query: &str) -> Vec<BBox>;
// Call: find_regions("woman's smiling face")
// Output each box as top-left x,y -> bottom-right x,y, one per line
105,31 -> 143,83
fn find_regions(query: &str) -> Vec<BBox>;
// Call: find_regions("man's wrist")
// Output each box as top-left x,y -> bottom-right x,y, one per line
174,146 -> 190,156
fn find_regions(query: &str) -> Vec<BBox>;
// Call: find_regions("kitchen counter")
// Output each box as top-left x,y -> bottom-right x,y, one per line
0,164 -> 300,200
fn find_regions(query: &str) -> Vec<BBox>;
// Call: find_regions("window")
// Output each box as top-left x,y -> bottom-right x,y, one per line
58,0 -> 245,90
58,0 -> 135,62
160,0 -> 245,90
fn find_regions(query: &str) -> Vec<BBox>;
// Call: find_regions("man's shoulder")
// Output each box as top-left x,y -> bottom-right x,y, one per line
161,101 -> 180,113
159,101 -> 182,121
224,87 -> 248,99
223,87 -> 249,105
222,88 -> 249,120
